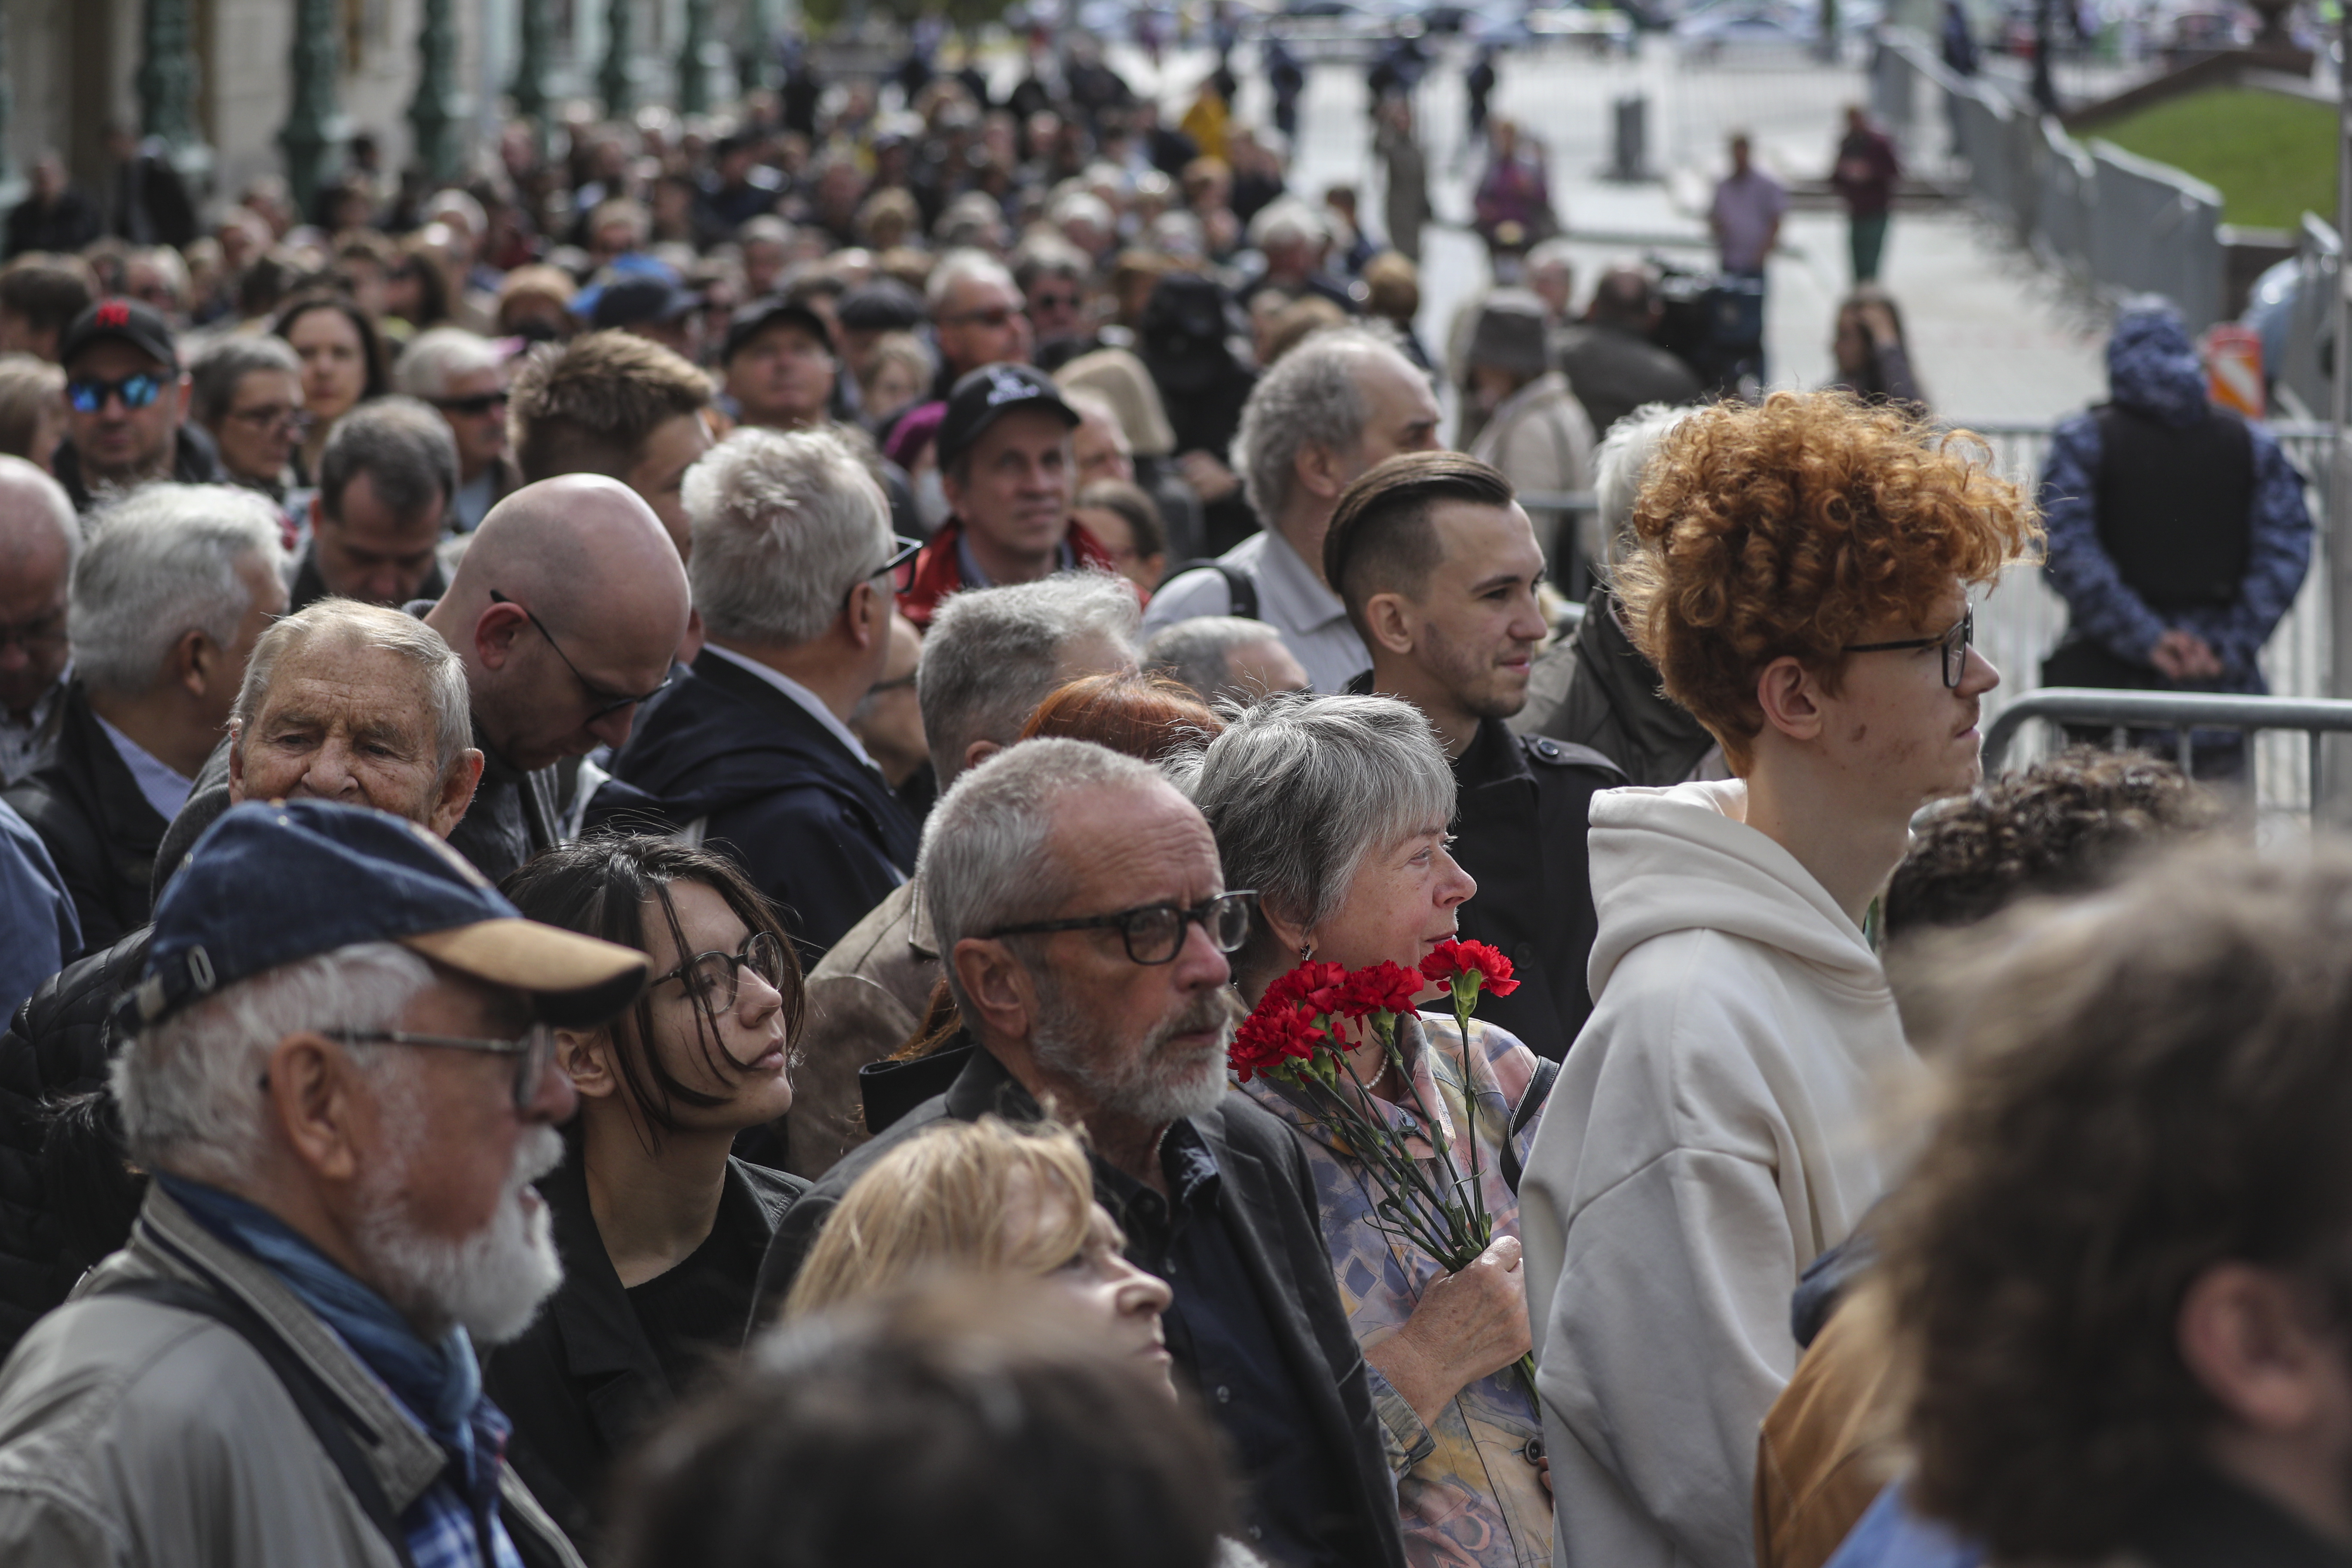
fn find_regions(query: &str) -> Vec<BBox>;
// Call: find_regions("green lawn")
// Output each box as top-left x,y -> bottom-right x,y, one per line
2088,86 -> 2337,232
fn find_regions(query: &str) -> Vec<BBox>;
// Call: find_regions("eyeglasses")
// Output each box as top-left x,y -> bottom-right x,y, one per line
226,402 -> 312,434
323,1026 -> 557,1115
942,306 -> 1019,330
1029,291 -> 1081,312
843,534 -> 924,609
988,891 -> 1258,966
0,609 -> 67,655
490,589 -> 672,720
432,392 -> 509,417
66,373 -> 166,413
1843,606 -> 1975,689
651,929 -> 789,1012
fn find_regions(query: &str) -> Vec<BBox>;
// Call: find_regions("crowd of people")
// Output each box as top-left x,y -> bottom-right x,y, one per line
0,31 -> 2334,1568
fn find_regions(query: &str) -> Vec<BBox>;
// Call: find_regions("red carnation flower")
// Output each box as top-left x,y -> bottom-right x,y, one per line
1421,939 -> 1520,998
1337,960 -> 1422,1020
1230,1003 -> 1328,1083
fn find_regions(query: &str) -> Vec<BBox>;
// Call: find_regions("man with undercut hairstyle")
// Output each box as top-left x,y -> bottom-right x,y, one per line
504,329 -> 716,562
1517,393 -> 2040,1568
1325,450 -> 1623,1061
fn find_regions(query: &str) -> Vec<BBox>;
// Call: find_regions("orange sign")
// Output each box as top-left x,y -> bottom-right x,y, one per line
2204,324 -> 2265,419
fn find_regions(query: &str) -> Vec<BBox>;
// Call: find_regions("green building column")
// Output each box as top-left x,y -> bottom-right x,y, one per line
511,0 -> 554,150
408,0 -> 464,184
680,0 -> 716,115
279,0 -> 346,215
600,0 -> 634,120
0,3 -> 14,190
137,0 -> 205,152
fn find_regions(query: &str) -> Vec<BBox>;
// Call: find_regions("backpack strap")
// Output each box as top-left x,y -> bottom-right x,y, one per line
1169,559 -> 1259,622
1498,1057 -> 1561,1195
96,1275 -> 422,1568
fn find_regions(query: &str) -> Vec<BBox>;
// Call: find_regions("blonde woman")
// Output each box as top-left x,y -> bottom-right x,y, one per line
787,1117 -> 1174,1392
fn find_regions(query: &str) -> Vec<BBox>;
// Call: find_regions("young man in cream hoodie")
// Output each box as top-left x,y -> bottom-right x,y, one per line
1517,393 -> 2038,1568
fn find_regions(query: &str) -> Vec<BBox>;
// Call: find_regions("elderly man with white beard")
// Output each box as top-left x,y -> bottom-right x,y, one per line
752,739 -> 1410,1568
0,798 -> 647,1568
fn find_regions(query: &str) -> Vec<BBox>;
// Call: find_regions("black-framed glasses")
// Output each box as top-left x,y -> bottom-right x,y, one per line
651,929 -> 789,1012
844,534 -> 924,607
227,401 -> 313,434
67,373 -> 165,413
432,391 -> 510,416
323,1026 -> 557,1114
989,891 -> 1259,966
490,589 -> 672,720
1844,606 -> 1974,690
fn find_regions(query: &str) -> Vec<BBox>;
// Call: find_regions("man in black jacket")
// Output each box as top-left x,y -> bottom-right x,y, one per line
4,483 -> 285,954
1328,452 -> 1623,1060
757,739 -> 1409,1568
599,426 -> 920,962
49,297 -> 224,516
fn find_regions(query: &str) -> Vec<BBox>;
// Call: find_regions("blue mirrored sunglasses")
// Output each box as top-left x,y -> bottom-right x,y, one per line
66,373 -> 165,413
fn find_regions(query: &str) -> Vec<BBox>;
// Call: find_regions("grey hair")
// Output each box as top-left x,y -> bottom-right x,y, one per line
392,326 -> 500,402
1593,402 -> 1697,570
113,942 -> 430,1185
926,248 -> 1015,312
0,453 -> 77,567
231,599 -> 472,785
1247,198 -> 1325,252
1233,328 -> 1391,525
918,571 -> 1143,786
918,739 -> 1173,1012
1143,616 -> 1285,704
189,334 -> 300,428
318,395 -> 459,522
687,424 -> 892,646
1174,691 -> 1455,988
71,484 -> 286,696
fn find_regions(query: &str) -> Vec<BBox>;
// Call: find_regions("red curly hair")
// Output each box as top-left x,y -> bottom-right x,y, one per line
1612,392 -> 2039,773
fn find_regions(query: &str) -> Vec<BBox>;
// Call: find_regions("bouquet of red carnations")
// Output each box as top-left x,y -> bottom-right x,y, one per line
1230,939 -> 1521,1277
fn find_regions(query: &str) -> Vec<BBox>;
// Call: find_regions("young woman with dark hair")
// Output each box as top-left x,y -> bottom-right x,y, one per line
486,833 -> 809,1550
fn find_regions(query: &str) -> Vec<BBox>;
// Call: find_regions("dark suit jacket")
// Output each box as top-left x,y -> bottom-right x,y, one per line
597,649 -> 920,962
756,1043 -> 1409,1568
1,682 -> 168,957
485,1146 -> 805,1550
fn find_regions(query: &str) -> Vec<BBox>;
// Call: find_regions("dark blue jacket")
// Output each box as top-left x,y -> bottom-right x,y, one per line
594,649 -> 919,962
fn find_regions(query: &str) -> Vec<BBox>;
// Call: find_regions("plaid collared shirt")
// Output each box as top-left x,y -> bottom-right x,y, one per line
403,1398 -> 527,1568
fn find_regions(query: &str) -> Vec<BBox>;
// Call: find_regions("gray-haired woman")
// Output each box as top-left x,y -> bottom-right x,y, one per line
1176,691 -> 1553,1568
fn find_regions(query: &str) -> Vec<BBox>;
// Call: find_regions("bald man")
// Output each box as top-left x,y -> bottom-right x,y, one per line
0,459 -> 78,784
419,474 -> 690,879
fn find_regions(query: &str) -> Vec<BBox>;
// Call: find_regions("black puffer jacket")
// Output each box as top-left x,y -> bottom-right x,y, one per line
0,927 -> 148,1351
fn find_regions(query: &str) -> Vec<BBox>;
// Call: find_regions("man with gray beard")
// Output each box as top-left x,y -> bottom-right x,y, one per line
0,799 -> 647,1568
754,739 -> 1409,1568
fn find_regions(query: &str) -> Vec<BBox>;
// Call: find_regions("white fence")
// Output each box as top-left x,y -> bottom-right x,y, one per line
1869,31 -> 2228,329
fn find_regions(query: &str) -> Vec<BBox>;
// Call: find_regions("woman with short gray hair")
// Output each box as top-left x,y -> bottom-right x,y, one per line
1180,691 -> 1553,1568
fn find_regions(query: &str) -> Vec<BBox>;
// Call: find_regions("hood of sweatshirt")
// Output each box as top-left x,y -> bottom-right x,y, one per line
1585,778 -> 1889,1003
2107,300 -> 2210,428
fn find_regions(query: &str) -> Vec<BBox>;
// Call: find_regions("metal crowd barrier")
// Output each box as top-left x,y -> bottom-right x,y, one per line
1982,689 -> 2352,803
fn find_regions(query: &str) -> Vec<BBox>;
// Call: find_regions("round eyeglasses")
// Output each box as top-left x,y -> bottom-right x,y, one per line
987,891 -> 1259,966
651,929 -> 790,1012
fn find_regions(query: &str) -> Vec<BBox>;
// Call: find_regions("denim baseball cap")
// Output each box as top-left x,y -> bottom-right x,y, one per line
116,799 -> 648,1034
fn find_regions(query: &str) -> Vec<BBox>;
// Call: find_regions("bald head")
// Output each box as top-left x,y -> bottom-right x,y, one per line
426,475 -> 692,769
0,455 -> 77,719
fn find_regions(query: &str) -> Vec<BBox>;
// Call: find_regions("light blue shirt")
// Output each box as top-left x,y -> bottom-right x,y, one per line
94,713 -> 193,823
0,797 -> 79,1010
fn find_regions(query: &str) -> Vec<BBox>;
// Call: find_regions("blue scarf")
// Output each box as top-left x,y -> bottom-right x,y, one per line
157,1173 -> 486,1469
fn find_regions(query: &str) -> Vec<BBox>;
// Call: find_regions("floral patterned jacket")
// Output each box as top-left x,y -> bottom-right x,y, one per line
1240,1010 -> 1552,1568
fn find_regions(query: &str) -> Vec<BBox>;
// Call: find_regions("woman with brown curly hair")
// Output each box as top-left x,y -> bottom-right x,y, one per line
1517,391 -> 2040,1568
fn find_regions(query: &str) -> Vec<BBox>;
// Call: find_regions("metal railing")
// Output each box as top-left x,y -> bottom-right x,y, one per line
1983,689 -> 2352,809
1870,30 -> 2228,328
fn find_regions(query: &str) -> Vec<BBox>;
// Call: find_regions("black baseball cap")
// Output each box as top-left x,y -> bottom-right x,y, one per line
591,274 -> 705,331
834,278 -> 926,333
723,295 -> 835,362
61,297 -> 179,373
116,799 -> 648,1034
935,362 -> 1079,469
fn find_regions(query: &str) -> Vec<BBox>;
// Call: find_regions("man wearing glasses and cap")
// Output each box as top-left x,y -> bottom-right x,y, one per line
597,425 -> 922,962
755,737 -> 1409,1568
0,797 -> 648,1568
50,297 -> 224,516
